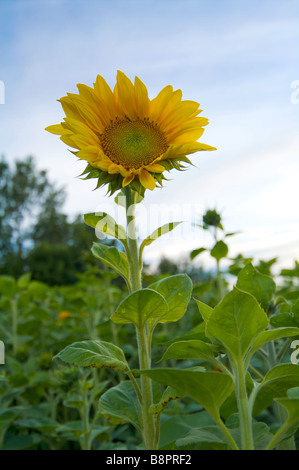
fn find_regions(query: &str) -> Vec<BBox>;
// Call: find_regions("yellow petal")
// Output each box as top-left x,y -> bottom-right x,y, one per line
144,163 -> 165,173
93,74 -> 116,117
59,96 -> 84,122
108,163 -> 121,174
66,93 -> 104,133
71,133 -> 100,149
149,85 -> 173,123
161,142 -> 216,161
122,173 -> 135,187
63,119 -> 100,146
139,169 -> 156,190
114,70 -> 136,119
172,128 -> 205,145
92,159 -> 110,171
155,89 -> 183,127
77,146 -> 101,162
45,123 -> 68,135
134,76 -> 149,118
59,134 -> 78,149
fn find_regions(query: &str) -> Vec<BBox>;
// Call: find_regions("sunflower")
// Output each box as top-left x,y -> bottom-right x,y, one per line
46,71 -> 216,195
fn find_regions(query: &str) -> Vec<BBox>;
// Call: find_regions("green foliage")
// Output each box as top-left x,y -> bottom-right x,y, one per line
236,263 -> 276,310
138,369 -> 234,422
210,240 -> 229,261
1,191 -> 299,450
55,340 -> 129,372
91,243 -> 130,286
111,289 -> 168,327
206,288 -> 269,359
149,274 -> 193,323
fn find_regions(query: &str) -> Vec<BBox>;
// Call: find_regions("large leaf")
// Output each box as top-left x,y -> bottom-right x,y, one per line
253,363 -> 299,416
246,327 -> 299,366
91,242 -> 130,284
236,263 -> 276,310
159,340 -> 220,368
149,274 -> 192,323
210,240 -> 228,261
194,299 -> 213,323
176,421 -> 271,450
140,222 -> 182,257
98,381 -> 142,431
206,287 -> 269,360
84,212 -> 127,242
111,289 -> 168,327
54,340 -> 129,372
159,412 -> 214,449
138,368 -> 234,422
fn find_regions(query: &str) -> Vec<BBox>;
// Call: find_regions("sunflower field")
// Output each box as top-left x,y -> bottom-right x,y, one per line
1,22 -> 299,454
1,198 -> 299,450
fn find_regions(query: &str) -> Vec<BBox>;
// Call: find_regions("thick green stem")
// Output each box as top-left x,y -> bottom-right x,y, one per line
234,360 -> 254,450
124,187 -> 156,450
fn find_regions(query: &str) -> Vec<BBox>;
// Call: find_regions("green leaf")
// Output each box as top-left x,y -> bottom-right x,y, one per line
149,274 -> 192,323
163,322 -> 207,346
114,190 -> 144,207
2,434 -> 42,450
271,299 -> 299,329
236,263 -> 276,310
54,340 -> 129,372
84,212 -> 127,243
274,397 -> 299,426
253,364 -> 299,416
17,272 -> 31,289
206,287 -> 269,360
138,368 -> 234,422
194,299 -> 213,323
140,222 -> 182,258
175,420 -> 272,450
111,289 -> 168,327
15,417 -> 58,433
150,387 -> 184,415
247,327 -> 299,365
0,275 -> 17,298
190,248 -> 206,260
159,412 -> 214,449
210,240 -> 228,261
98,381 -> 142,431
176,425 -> 229,449
91,242 -> 130,285
159,340 -> 221,368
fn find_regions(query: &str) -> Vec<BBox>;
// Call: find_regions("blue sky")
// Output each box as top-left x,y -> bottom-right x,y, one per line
0,0 -> 298,269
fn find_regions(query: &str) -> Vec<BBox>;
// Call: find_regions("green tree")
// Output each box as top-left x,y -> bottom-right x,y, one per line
0,155 -> 94,283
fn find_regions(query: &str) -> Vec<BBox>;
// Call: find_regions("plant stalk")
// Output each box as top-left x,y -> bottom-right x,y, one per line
124,187 -> 156,450
234,360 -> 254,450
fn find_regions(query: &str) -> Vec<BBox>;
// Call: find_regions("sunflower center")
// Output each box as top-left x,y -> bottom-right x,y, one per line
100,117 -> 168,169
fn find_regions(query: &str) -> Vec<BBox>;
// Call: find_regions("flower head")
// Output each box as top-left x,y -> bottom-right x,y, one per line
46,71 -> 216,195
203,209 -> 222,227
